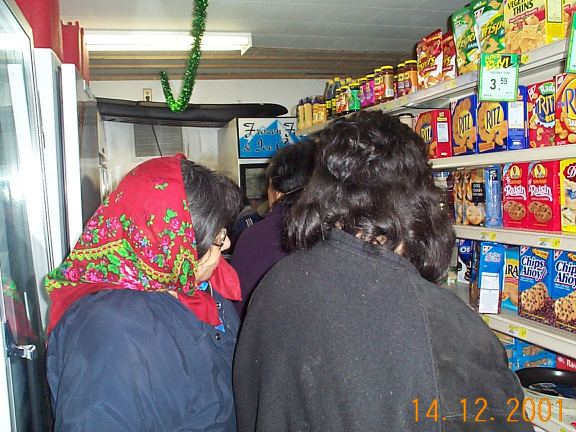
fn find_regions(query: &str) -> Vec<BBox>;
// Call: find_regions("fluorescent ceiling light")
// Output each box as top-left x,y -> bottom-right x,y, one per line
84,31 -> 252,54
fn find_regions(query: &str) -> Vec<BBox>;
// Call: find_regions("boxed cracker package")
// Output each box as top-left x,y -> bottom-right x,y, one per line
441,32 -> 457,82
557,354 -> 576,371
417,30 -> 444,89
504,0 -> 564,54
561,158 -> 576,232
552,250 -> 576,333
508,85 -> 529,150
476,101 -> 508,153
502,162 -> 529,228
472,0 -> 505,54
451,95 -> 478,156
527,161 -> 561,231
452,6 -> 481,74
503,245 -> 520,311
414,109 -> 452,159
555,73 -> 576,145
470,241 -> 505,314
528,79 -> 556,148
519,246 -> 553,325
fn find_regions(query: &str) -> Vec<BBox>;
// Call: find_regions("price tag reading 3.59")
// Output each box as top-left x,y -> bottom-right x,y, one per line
479,53 -> 519,102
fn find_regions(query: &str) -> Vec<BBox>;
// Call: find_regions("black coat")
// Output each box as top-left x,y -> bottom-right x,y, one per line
233,229 -> 532,431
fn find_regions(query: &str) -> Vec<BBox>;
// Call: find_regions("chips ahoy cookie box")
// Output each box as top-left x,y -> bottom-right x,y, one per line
519,247 -> 554,326
552,250 -> 576,333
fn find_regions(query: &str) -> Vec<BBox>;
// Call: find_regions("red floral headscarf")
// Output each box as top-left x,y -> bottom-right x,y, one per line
46,154 -> 241,333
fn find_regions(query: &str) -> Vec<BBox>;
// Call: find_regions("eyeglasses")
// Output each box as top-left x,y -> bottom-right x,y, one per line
212,228 -> 227,249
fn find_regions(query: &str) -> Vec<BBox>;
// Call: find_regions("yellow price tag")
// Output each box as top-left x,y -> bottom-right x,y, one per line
552,238 -> 561,248
520,54 -> 530,64
508,324 -> 527,339
538,237 -> 552,247
480,231 -> 496,241
401,96 -> 408,105
481,316 -> 491,325
444,80 -> 457,89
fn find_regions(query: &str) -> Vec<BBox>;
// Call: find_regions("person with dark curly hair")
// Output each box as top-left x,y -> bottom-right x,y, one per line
233,111 -> 531,431
231,140 -> 316,320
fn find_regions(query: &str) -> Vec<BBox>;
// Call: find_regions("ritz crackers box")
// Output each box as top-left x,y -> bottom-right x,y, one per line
502,162 -> 529,228
527,161 -> 561,231
451,95 -> 478,156
552,250 -> 576,333
476,101 -> 508,153
504,0 -> 564,54
414,110 -> 452,159
555,73 -> 576,145
519,247 -> 554,326
527,80 -> 556,148
561,159 -> 576,232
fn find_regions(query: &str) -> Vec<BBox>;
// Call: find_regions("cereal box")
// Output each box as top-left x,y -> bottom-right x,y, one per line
502,162 -> 529,228
502,245 -> 520,311
527,79 -> 556,148
561,158 -> 576,232
527,160 -> 561,231
451,95 -> 478,156
452,6 -> 481,74
415,109 -> 452,159
552,250 -> 576,333
555,73 -> 576,145
519,246 -> 553,325
470,242 -> 505,314
476,101 -> 508,153
441,32 -> 457,82
507,85 -> 528,150
504,0 -> 564,54
472,0 -> 505,54
485,165 -> 503,227
417,30 -> 444,89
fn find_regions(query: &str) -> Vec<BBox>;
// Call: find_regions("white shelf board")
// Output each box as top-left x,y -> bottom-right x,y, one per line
453,225 -> 576,251
296,39 -> 570,137
444,283 -> 576,357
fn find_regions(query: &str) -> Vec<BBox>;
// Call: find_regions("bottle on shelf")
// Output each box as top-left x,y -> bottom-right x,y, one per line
365,74 -> 376,107
404,60 -> 418,95
324,79 -> 334,120
297,99 -> 304,130
359,77 -> 367,109
303,97 -> 313,129
317,96 -> 327,124
396,63 -> 405,97
349,82 -> 361,112
312,96 -> 320,125
329,77 -> 341,119
340,85 -> 350,116
374,68 -> 383,105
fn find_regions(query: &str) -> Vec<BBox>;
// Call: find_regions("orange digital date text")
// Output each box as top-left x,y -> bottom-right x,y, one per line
412,397 -> 563,423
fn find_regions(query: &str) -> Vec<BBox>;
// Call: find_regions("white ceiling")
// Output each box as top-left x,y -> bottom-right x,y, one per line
60,0 -> 470,52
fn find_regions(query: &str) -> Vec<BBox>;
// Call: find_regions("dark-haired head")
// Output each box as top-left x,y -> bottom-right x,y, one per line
266,139 -> 317,209
286,111 -> 455,284
180,159 -> 244,257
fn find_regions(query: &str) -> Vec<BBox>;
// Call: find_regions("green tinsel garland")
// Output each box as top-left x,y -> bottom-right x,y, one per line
160,0 -> 208,113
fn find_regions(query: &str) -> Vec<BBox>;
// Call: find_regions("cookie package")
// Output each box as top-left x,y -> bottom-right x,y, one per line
527,160 -> 561,231
519,247 -> 554,326
502,162 -> 529,228
414,109 -> 452,159
561,158 -> 576,232
470,241 -> 505,314
502,245 -> 520,311
552,250 -> 576,333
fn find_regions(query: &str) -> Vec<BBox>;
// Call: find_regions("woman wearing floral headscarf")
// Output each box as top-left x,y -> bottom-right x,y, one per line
46,155 -> 243,431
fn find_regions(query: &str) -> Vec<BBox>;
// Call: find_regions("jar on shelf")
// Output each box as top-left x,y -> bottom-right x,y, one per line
381,66 -> 394,102
359,77 -> 367,109
396,63 -> 405,97
349,82 -> 361,112
398,113 -> 414,129
365,74 -> 375,106
374,68 -> 383,104
404,60 -> 418,95
340,85 -> 350,115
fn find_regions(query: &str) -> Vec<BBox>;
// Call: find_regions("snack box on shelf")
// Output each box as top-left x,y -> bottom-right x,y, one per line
451,94 -> 478,156
528,79 -> 556,148
476,100 -> 507,154
560,159 -> 576,232
414,109 -> 452,159
502,162 -> 529,229
508,85 -> 529,151
552,250 -> 576,334
519,246 -> 554,326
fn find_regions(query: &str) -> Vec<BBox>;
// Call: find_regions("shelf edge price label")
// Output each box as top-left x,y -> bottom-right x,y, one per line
552,238 -> 561,248
507,324 -> 527,339
567,14 -> 576,73
481,315 -> 491,326
478,53 -> 519,102
480,231 -> 497,241
538,237 -> 553,247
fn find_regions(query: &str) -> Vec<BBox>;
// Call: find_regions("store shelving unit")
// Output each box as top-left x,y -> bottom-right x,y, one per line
446,284 -> 576,357
296,39 -> 576,361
